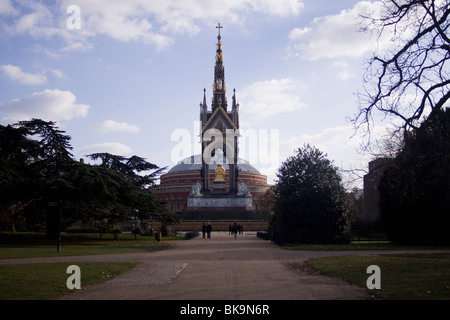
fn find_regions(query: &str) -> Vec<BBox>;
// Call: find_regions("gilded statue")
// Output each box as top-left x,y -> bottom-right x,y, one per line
214,164 -> 225,182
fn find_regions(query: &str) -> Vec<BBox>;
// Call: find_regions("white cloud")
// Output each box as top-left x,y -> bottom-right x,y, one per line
332,61 -> 355,80
287,1 -> 391,60
248,0 -> 304,16
0,0 -> 18,16
288,26 -> 311,40
0,64 -> 47,85
8,1 -> 60,38
0,64 -> 66,84
281,125 -> 372,187
60,40 -> 93,53
4,0 -> 304,51
79,142 -> 133,156
281,125 -> 369,168
239,78 -> 306,124
81,8 -> 174,50
0,89 -> 89,123
47,68 -> 65,79
75,0 -> 304,48
96,120 -> 140,133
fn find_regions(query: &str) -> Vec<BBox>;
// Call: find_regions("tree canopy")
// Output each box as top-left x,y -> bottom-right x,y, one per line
272,144 -> 352,244
86,153 -> 167,188
0,119 -> 173,233
379,109 -> 450,244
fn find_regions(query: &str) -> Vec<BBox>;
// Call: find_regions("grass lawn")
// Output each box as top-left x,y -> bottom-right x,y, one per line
0,262 -> 138,300
0,232 -> 176,259
0,233 -> 175,300
0,240 -> 173,259
305,254 -> 450,300
282,242 -> 450,251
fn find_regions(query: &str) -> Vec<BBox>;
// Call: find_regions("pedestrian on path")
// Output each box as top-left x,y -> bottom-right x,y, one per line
206,222 -> 212,239
201,223 -> 206,239
231,222 -> 238,239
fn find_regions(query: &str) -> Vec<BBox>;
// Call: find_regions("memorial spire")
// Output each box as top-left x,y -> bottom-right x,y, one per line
212,23 -> 227,111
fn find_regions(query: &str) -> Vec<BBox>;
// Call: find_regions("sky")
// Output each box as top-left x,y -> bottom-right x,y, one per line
0,0 -> 394,188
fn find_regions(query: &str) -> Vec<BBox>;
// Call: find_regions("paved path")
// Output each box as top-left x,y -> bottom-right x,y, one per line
59,232 -> 372,300
73,232 -> 376,300
3,232 -> 448,300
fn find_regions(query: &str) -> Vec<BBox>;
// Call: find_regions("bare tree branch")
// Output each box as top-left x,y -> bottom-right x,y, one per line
353,0 -> 450,154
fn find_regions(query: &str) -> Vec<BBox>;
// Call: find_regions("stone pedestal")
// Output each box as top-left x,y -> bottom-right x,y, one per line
184,193 -> 254,220
212,181 -> 227,195
185,180 -> 254,220
187,195 -> 253,210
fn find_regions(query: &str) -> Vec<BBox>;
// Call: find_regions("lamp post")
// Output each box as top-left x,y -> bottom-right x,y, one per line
48,201 -> 62,252
57,201 -> 62,252
48,201 -> 73,252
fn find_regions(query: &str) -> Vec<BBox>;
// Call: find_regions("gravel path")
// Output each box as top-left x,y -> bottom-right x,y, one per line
3,232 -> 448,300
59,232 -> 371,300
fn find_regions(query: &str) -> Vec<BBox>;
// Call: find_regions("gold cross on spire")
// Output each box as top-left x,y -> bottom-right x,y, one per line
216,23 -> 223,37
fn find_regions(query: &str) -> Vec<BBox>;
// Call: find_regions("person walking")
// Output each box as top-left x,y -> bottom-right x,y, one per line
206,222 -> 212,239
201,223 -> 206,239
231,222 -> 238,240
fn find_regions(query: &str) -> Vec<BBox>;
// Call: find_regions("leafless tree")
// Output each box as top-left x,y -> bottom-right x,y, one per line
353,0 -> 450,152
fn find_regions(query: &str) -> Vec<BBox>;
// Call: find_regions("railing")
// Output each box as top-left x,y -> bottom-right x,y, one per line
351,230 -> 388,243
172,220 -> 269,232
258,228 -> 389,245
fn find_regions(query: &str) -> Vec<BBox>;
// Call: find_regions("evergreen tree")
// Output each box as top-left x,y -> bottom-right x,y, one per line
379,109 -> 450,244
0,124 -> 40,230
0,119 -> 174,233
272,144 -> 352,244
86,153 -> 167,188
17,119 -> 74,175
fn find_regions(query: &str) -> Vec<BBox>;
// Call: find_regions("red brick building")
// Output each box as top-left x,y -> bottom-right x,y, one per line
151,155 -> 271,215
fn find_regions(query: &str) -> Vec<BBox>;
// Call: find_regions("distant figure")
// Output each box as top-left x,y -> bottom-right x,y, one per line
231,222 -> 238,239
206,222 -> 212,239
229,224 -> 232,235
201,223 -> 206,239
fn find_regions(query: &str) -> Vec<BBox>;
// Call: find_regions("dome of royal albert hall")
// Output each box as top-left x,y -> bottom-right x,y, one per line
167,154 -> 261,174
151,154 -> 271,213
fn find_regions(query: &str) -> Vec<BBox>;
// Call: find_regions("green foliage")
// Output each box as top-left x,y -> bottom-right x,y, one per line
17,119 -> 74,175
0,119 -> 175,233
379,109 -> 450,244
272,144 -> 352,244
86,153 -> 167,188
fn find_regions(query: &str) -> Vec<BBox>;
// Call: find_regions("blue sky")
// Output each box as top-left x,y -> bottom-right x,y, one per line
0,0 -> 393,188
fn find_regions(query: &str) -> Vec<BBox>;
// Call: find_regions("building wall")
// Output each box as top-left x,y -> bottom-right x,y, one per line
352,158 -> 392,227
151,170 -> 271,214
